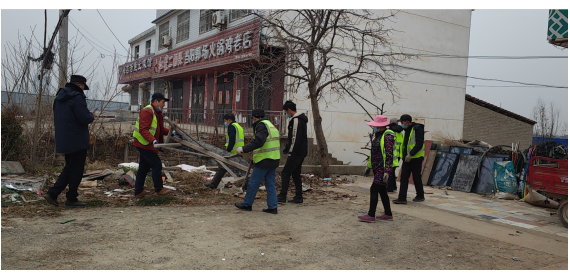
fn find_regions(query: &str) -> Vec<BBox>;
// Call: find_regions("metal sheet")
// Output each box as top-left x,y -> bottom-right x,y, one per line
473,156 -> 506,194
450,155 -> 481,192
428,152 -> 459,187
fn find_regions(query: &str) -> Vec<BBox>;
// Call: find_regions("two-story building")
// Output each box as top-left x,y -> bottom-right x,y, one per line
119,10 -> 286,133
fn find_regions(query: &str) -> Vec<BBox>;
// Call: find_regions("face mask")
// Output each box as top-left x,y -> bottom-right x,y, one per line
401,124 -> 407,129
157,107 -> 161,112
224,122 -> 229,127
372,127 -> 379,133
286,113 -> 291,118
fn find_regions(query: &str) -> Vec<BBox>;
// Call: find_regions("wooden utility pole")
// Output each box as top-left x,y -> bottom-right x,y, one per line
30,9 -> 71,171
58,9 -> 68,89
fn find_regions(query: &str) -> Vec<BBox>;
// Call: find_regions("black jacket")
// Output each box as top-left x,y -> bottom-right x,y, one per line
401,122 -> 425,160
226,122 -> 237,153
53,83 -> 94,154
284,112 -> 308,158
388,123 -> 404,134
242,119 -> 279,169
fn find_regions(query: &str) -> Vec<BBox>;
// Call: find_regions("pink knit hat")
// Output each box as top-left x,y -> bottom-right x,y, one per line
367,115 -> 390,127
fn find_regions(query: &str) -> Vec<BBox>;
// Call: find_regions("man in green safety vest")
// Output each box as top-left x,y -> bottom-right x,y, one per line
132,93 -> 178,198
234,109 -> 280,214
386,118 -> 404,192
205,113 -> 244,190
393,114 -> 426,204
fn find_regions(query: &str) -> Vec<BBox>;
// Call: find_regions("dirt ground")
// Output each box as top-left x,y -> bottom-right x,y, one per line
1,176 -> 567,270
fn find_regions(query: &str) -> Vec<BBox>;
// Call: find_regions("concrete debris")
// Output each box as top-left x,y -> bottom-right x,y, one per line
1,161 -> 26,175
1,176 -> 47,192
118,162 -> 139,170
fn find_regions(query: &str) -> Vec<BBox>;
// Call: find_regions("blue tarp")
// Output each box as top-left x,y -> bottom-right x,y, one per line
532,137 -> 568,147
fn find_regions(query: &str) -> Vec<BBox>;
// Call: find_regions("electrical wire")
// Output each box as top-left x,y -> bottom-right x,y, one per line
96,10 -> 130,58
68,16 -> 127,57
68,20 -> 125,57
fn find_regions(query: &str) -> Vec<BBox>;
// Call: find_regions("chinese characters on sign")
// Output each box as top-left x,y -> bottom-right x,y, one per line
154,31 -> 253,73
118,54 -> 155,83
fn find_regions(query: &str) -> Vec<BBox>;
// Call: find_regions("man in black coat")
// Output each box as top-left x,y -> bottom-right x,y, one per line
393,114 -> 425,204
44,75 -> 94,208
278,100 -> 308,203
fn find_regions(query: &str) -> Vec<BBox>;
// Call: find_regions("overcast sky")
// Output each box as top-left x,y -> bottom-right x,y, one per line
1,8 -> 568,126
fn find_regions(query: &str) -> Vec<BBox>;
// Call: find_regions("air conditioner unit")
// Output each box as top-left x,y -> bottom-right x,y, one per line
162,35 -> 171,47
212,11 -> 225,27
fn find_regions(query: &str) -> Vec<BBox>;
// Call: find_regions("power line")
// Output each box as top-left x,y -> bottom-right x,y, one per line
68,16 -> 118,54
96,10 -> 130,58
68,20 -> 122,57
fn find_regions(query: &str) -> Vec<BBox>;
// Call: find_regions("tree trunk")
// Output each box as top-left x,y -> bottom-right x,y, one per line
309,93 -> 330,178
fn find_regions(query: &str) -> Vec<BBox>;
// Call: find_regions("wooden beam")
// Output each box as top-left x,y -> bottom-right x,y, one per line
216,159 -> 237,178
171,137 -> 248,172
154,143 -> 182,148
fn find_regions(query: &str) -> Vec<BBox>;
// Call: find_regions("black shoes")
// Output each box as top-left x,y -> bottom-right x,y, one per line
204,183 -> 217,190
288,197 -> 303,203
392,199 -> 407,204
234,202 -> 252,211
262,208 -> 278,214
43,194 -> 58,206
277,196 -> 287,204
65,201 -> 86,208
412,197 -> 425,202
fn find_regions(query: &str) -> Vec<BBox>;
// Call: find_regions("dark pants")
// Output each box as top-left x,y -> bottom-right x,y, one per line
134,147 -> 163,195
279,155 -> 305,199
368,183 -> 392,216
387,168 -> 397,191
47,149 -> 87,202
209,165 -> 227,189
397,159 -> 424,201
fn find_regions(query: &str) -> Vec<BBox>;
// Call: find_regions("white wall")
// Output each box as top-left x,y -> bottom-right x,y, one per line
290,10 -> 472,165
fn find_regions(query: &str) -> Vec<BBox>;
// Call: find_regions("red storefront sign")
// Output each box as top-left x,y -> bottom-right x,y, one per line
118,53 -> 155,84
153,19 -> 260,78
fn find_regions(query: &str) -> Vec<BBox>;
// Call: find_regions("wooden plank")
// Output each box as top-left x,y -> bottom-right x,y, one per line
154,143 -> 183,148
216,159 -> 237,178
422,150 -> 437,186
162,163 -> 173,182
171,137 -> 248,172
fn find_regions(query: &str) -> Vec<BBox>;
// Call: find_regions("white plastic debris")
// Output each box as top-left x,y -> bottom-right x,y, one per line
261,253 -> 265,256
118,162 -> 139,170
177,164 -> 216,175
259,186 -> 266,191
113,189 -> 125,192
163,186 -> 176,190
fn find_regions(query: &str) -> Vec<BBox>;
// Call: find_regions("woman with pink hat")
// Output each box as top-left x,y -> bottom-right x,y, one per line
358,115 -> 394,222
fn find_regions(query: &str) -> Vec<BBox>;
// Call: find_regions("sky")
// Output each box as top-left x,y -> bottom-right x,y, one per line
1,7 -> 568,127
466,9 -> 568,129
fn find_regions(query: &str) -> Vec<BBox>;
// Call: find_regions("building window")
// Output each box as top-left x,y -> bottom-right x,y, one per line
176,11 -> 190,43
199,10 -> 215,34
145,40 -> 151,55
229,10 -> 251,22
158,21 -> 170,50
134,45 -> 139,60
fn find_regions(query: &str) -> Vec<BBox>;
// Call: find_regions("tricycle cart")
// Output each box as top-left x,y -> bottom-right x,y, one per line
527,156 -> 568,227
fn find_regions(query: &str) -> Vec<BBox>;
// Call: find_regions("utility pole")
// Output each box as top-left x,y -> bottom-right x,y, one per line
58,9 -> 68,89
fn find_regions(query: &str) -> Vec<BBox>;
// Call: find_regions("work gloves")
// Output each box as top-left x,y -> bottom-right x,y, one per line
236,147 -> 244,154
405,154 -> 412,162
383,172 -> 389,183
152,140 -> 162,150
172,130 -> 183,139
364,168 -> 371,177
282,145 -> 289,154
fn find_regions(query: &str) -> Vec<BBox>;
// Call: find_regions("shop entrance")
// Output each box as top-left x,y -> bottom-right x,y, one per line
171,79 -> 184,122
191,75 -> 205,124
216,71 -> 234,126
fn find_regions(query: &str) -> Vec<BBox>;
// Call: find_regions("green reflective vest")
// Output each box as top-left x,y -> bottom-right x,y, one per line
401,127 -> 425,159
394,131 -> 404,159
252,120 -> 281,163
225,122 -> 245,155
367,129 -> 398,169
132,105 -> 158,146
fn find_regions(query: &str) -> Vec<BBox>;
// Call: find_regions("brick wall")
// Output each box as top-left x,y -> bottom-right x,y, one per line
463,101 -> 534,149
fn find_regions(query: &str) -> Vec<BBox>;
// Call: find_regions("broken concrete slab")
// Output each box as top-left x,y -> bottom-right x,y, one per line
81,169 -> 114,181
1,161 -> 26,175
1,176 -> 47,192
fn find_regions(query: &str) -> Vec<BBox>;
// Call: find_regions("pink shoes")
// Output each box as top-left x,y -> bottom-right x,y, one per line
375,214 -> 393,221
358,215 -> 376,223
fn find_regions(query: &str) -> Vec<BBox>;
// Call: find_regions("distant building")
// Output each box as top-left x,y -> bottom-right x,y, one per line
463,94 -> 536,149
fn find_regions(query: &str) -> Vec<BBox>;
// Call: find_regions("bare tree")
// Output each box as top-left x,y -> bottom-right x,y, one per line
252,9 -> 415,177
532,97 -> 565,140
